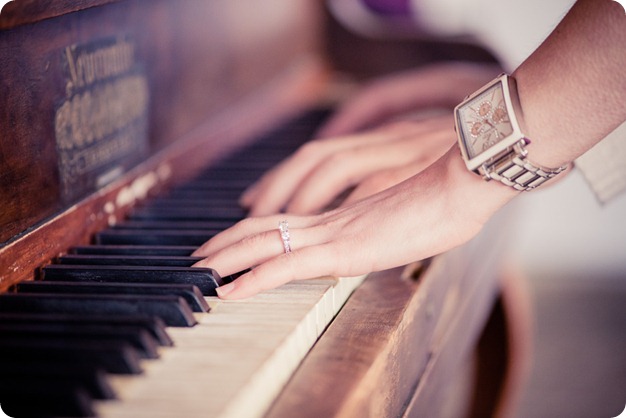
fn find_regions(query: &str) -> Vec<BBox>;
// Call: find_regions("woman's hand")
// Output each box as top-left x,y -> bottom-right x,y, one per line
241,115 -> 456,216
194,146 -> 518,300
240,62 -> 501,217
340,159 -> 430,206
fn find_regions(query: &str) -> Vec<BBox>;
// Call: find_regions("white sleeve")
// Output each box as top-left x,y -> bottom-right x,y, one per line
574,123 -> 626,204
409,0 -> 575,70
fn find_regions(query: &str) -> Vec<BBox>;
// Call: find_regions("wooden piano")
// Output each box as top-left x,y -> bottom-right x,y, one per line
0,1 -> 524,417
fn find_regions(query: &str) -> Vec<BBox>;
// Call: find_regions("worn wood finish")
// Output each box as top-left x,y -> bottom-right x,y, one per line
265,255 -> 496,417
267,267 -> 434,418
0,0 -> 120,29
403,254 -> 503,416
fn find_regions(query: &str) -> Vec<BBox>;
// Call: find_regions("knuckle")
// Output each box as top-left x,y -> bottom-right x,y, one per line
239,232 -> 266,248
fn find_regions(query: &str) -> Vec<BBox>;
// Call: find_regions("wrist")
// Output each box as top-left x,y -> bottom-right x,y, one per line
454,73 -> 567,192
511,68 -> 574,170
443,145 -> 518,222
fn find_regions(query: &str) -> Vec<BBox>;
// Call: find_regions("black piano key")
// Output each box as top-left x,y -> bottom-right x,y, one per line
165,188 -> 243,200
0,293 -> 198,327
110,220 -> 235,230
17,281 -> 210,313
209,151 -> 287,162
0,322 -> 161,359
211,149 -> 296,165
0,363 -> 115,400
185,167 -> 266,181
70,245 -> 197,256
95,229 -> 218,246
144,198 -> 241,209
42,264 -> 222,296
56,254 -> 203,267
0,379 -> 109,410
128,206 -> 245,221
172,179 -> 251,191
0,313 -> 174,346
0,386 -> 95,417
0,339 -> 143,374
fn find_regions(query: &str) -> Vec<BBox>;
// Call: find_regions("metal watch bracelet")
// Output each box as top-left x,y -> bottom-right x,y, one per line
484,146 -> 567,191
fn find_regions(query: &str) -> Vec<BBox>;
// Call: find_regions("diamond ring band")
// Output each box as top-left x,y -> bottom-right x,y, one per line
278,220 -> 292,254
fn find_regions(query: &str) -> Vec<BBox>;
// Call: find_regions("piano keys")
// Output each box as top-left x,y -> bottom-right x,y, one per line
40,265 -> 223,295
2,280 -> 365,417
14,282 -> 210,312
0,108 -> 368,417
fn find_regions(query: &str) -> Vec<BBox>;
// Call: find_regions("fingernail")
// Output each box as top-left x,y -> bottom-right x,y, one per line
216,282 -> 235,298
190,258 -> 205,267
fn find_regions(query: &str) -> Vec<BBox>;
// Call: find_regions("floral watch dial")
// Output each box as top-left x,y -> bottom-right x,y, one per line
457,81 -> 513,159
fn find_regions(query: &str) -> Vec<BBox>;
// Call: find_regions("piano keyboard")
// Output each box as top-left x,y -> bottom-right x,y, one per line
0,109 -> 364,417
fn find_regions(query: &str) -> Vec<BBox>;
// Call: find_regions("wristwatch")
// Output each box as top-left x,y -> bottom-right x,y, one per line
454,73 -> 566,191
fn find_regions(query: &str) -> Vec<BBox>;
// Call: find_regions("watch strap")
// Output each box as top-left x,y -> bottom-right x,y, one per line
485,149 -> 567,191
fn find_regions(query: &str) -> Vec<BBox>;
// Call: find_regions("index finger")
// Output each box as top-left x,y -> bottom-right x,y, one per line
215,244 -> 338,300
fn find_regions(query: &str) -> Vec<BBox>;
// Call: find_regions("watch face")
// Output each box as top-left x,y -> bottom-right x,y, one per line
457,81 -> 513,159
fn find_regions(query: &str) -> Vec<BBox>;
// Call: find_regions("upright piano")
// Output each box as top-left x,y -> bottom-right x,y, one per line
0,1 -> 521,417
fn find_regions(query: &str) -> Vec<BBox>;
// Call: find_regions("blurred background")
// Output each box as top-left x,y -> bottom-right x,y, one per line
322,4 -> 626,417
514,169 -> 626,418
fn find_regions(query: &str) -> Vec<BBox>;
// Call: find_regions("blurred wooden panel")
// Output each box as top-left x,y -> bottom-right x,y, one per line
0,0 -> 322,246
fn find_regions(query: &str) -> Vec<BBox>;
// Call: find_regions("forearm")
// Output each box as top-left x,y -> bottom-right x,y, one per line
441,0 -> 625,225
513,0 -> 626,169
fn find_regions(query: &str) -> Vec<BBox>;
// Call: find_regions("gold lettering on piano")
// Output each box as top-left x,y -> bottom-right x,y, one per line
64,39 -> 135,96
54,37 -> 150,203
55,75 -> 148,151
